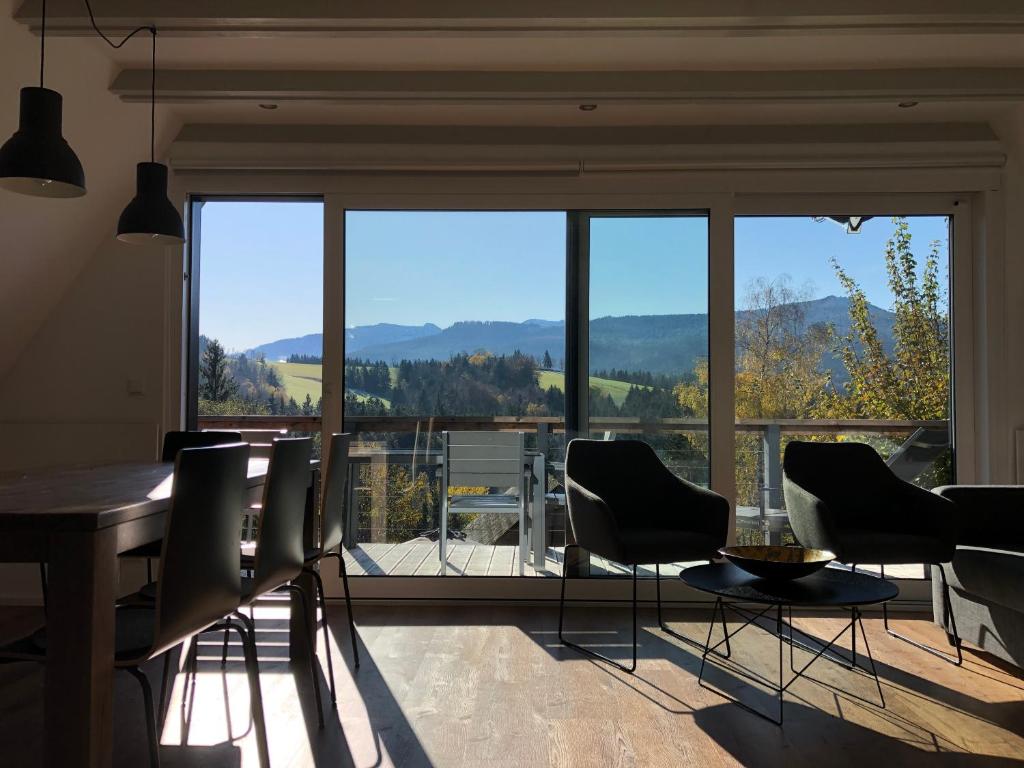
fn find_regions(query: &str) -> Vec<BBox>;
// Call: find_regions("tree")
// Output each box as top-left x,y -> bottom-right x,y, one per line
817,217 -> 949,421
542,350 -> 553,369
198,338 -> 236,401
735,277 -> 832,420
675,276 -> 832,510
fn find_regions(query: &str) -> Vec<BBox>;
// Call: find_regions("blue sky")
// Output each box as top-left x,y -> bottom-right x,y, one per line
199,204 -> 949,351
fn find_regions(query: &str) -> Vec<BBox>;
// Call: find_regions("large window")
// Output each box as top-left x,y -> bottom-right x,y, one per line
184,199 -> 960,584
732,215 -> 953,577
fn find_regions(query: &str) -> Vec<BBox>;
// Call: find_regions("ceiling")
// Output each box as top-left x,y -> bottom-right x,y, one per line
3,1 -> 1024,382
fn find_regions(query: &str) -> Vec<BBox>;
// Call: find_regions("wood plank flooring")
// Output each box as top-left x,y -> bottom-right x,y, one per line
340,541 -> 926,580
0,601 -> 1021,767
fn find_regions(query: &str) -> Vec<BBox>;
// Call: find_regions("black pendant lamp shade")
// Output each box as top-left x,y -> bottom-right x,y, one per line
0,86 -> 86,198
117,162 -> 184,245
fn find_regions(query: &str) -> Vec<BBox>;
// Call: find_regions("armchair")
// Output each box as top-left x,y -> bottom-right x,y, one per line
560,439 -> 730,672
782,440 -> 961,664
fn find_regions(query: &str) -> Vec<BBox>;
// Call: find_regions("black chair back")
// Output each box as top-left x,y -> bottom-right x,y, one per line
783,440 -> 898,526
161,430 -> 243,462
248,437 -> 313,599
320,433 -> 352,556
566,439 -> 680,530
152,442 -> 250,657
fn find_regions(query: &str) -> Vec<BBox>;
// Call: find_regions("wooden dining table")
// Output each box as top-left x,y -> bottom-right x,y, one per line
0,457 -> 320,768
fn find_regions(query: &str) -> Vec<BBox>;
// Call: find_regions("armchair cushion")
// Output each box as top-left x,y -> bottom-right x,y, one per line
615,529 -> 721,566
942,546 -> 1024,614
838,531 -> 954,566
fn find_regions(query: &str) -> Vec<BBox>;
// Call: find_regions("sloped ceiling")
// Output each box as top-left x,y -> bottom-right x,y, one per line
0,3 -> 178,382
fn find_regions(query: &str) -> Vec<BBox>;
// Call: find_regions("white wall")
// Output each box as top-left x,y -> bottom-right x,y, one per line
0,235 -> 168,602
993,106 -> 1024,483
0,5 -> 178,380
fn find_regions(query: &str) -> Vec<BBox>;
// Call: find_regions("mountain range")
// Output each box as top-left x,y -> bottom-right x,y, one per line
248,295 -> 895,377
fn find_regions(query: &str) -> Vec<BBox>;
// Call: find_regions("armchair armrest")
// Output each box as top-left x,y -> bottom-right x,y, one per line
566,477 -> 624,562
658,469 -> 729,543
934,485 -> 1024,552
783,475 -> 842,553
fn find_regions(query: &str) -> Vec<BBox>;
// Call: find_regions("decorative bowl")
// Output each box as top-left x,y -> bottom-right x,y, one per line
718,545 -> 836,581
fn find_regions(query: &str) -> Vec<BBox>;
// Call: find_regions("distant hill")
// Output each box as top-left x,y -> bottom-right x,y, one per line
246,296 -> 896,377
250,322 -> 440,360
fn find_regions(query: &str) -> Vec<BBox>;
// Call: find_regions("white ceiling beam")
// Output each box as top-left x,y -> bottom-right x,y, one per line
168,122 -> 1005,173
110,68 -> 1024,105
16,0 -> 1024,37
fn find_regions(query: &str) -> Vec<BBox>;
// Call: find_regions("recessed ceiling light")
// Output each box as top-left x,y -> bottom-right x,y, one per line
898,101 -> 919,109
578,104 -> 597,112
258,103 -> 279,110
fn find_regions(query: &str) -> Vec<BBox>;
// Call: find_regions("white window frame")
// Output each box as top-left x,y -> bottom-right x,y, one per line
164,172 -> 991,605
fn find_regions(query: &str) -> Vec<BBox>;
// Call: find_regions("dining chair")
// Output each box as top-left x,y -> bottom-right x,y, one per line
123,429 -> 243,586
439,430 -> 527,574
226,436 -> 330,728
560,438 -> 730,672
1,442 -> 269,768
300,432 -> 360,710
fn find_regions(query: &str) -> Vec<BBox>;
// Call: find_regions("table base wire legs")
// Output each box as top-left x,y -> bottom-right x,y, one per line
697,599 -> 886,726
880,564 -> 963,666
655,563 -> 731,659
558,544 -> 637,673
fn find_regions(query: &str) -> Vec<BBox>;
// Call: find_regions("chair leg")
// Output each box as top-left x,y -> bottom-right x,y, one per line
146,558 -> 153,584
308,566 -> 340,708
231,616 -> 270,768
655,563 -> 731,658
220,627 -> 231,668
337,555 -> 360,670
558,544 -> 637,673
881,563 -> 963,665
38,563 -> 48,616
158,650 -> 173,726
286,586 -> 325,729
125,666 -> 160,768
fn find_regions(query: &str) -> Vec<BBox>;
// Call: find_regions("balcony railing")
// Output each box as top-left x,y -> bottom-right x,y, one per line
197,413 -> 947,572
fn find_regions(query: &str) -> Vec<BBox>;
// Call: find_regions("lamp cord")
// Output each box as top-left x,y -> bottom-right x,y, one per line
39,0 -> 45,87
81,0 -> 158,162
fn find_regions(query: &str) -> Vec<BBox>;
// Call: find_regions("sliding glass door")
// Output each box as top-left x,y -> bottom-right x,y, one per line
579,214 -> 711,573
732,214 -> 953,578
343,211 -> 567,575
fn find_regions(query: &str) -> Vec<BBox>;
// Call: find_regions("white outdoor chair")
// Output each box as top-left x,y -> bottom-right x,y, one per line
439,430 -> 527,574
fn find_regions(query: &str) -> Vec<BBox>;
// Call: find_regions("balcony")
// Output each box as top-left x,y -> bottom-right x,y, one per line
198,414 -> 945,579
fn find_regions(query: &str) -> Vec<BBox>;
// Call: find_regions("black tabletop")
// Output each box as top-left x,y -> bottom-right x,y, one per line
680,563 -> 899,607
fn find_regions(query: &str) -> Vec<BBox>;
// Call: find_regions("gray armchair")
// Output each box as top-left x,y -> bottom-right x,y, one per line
782,440 -> 962,664
559,438 -> 729,672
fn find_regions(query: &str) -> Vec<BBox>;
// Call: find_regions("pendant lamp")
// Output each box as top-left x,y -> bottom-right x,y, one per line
115,28 -> 184,245
0,0 -> 86,197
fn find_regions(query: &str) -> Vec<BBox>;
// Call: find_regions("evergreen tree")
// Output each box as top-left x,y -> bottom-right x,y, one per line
542,350 -> 553,369
198,338 -> 236,401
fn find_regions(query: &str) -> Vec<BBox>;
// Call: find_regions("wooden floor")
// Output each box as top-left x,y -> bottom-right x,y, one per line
342,541 -> 927,579
1,601 -> 1022,767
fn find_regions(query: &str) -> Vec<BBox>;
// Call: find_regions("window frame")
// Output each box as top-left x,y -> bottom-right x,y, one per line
174,181 -> 979,602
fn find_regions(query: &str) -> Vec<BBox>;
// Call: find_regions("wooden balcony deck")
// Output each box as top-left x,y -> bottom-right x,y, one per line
340,540 -> 926,579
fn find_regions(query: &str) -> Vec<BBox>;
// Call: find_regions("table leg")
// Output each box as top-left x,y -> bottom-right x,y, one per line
45,528 -> 118,768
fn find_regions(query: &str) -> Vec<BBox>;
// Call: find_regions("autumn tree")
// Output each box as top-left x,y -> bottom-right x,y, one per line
675,277 -> 832,509
816,217 -> 949,421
